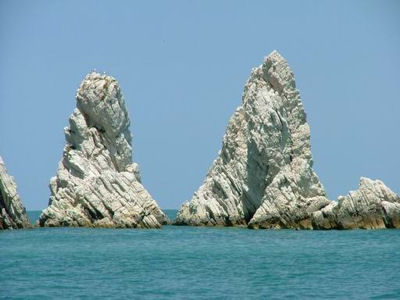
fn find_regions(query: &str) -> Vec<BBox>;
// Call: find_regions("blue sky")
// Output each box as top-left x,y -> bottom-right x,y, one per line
0,0 -> 399,210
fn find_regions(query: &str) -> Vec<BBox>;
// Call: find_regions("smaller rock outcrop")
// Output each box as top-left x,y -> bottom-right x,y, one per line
312,177 -> 400,229
0,156 -> 30,229
39,72 -> 168,228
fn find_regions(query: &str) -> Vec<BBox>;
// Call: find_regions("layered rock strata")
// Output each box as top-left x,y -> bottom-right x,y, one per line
175,50 -> 330,228
0,156 -> 30,229
175,50 -> 400,230
312,177 -> 400,229
39,72 -> 168,228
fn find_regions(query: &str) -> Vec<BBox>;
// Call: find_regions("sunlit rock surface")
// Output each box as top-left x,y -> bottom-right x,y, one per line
39,72 -> 168,228
0,156 -> 30,229
312,177 -> 400,229
175,51 -> 330,228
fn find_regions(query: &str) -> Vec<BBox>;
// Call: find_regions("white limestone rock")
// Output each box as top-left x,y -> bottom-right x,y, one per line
0,156 -> 30,229
312,177 -> 400,229
39,72 -> 168,228
175,50 -> 330,228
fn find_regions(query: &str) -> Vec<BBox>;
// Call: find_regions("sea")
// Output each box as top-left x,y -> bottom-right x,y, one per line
0,210 -> 399,299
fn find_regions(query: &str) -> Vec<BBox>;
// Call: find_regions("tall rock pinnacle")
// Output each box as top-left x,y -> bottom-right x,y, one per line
0,156 -> 30,229
175,51 -> 330,228
39,72 -> 168,228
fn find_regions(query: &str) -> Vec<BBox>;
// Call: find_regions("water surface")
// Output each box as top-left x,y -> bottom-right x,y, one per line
0,210 -> 399,299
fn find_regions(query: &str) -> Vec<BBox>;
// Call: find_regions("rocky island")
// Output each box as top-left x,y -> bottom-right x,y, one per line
175,50 -> 400,229
0,156 -> 30,229
312,177 -> 400,229
39,72 -> 168,228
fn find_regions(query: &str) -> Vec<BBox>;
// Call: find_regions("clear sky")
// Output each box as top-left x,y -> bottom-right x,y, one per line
0,0 -> 399,210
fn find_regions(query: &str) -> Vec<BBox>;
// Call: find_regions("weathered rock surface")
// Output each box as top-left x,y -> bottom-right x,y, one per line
312,177 -> 400,229
0,156 -> 30,229
175,50 -> 330,228
39,72 -> 168,228
175,50 -> 400,230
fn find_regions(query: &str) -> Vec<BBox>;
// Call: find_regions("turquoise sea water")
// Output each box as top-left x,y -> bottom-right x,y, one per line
0,210 -> 399,299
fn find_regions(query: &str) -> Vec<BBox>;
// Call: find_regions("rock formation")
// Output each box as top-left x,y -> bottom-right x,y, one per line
0,156 -> 30,229
39,72 -> 168,228
175,50 -> 400,230
312,177 -> 400,229
175,50 -> 330,228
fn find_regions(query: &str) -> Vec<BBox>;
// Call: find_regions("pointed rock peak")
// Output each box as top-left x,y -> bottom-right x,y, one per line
263,50 -> 285,64
39,72 -> 168,228
175,52 -> 328,228
262,50 -> 296,92
0,156 -> 31,229
174,51 -> 400,230
244,50 -> 296,103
